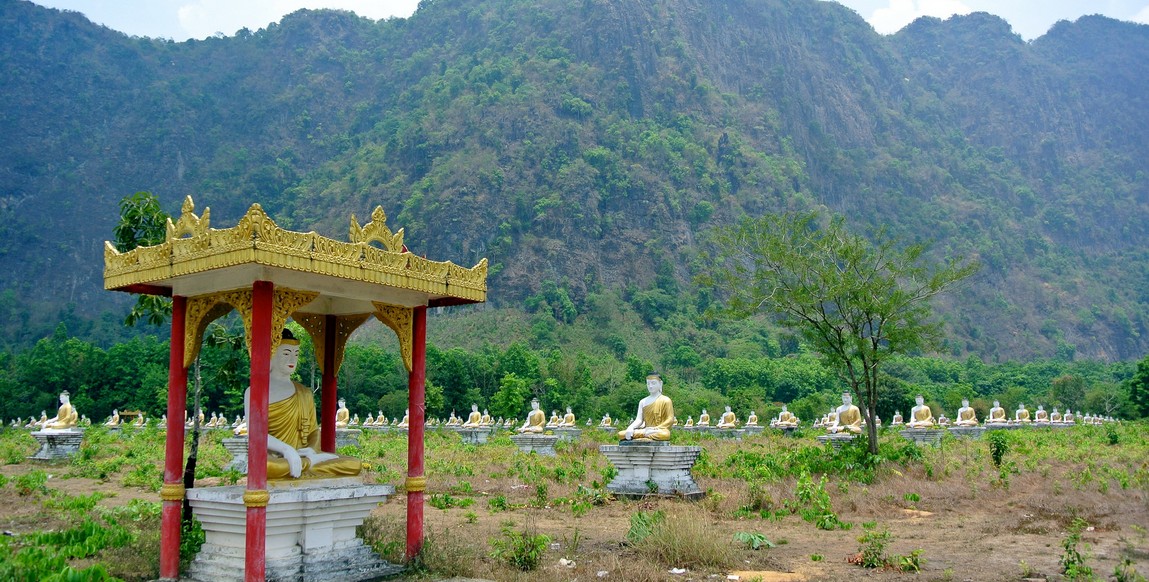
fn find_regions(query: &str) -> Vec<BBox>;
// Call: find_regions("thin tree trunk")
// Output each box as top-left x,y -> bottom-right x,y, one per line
182,356 -> 203,525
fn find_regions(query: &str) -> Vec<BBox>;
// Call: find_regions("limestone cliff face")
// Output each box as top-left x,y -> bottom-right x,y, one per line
1,0 -> 1148,359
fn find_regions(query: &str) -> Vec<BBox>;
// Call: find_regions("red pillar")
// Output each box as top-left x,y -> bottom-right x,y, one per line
159,295 -> 188,580
320,314 -> 338,453
405,306 -> 428,560
245,281 -> 273,582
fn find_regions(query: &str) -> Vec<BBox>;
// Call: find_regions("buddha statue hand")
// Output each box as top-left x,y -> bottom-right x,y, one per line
298,447 -> 338,465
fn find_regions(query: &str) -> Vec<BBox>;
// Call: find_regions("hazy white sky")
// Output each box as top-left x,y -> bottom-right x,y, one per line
28,0 -> 1149,42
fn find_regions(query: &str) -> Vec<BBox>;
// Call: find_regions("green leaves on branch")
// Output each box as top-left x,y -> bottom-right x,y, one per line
113,192 -> 172,327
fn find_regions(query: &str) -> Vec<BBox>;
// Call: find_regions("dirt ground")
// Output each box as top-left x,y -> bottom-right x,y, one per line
3,430 -> 1148,582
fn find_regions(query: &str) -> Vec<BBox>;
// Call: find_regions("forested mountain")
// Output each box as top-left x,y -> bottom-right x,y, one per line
1,0 -> 1147,361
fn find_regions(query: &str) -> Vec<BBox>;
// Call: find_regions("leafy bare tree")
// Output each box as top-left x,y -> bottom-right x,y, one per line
702,211 -> 978,454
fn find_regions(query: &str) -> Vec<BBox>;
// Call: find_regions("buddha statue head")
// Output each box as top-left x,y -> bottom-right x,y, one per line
567,406 -> 573,413
647,372 -> 663,395
915,394 -> 925,406
842,392 -> 853,407
530,398 -> 540,411
725,405 -> 732,413
962,398 -> 970,408
472,403 -> 479,412
271,330 -> 301,378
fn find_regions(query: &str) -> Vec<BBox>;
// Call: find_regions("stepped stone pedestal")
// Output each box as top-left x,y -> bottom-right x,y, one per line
185,478 -> 399,582
900,428 -> 944,446
947,426 -> 987,439
600,441 -> 703,499
335,429 -> 361,449
816,433 -> 856,450
554,427 -> 581,443
29,429 -> 85,461
222,436 -> 249,473
458,427 -> 492,444
509,433 -> 559,456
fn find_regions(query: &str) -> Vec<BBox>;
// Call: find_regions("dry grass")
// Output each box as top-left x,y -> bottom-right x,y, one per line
634,510 -> 735,570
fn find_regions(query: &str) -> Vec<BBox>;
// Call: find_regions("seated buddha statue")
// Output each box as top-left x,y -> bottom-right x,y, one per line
80,415 -> 91,427
462,403 -> 483,428
34,410 -> 47,429
481,409 -> 493,426
775,405 -> 798,427
697,409 -> 711,427
545,411 -> 560,428
1050,408 -> 1062,423
364,413 -> 374,426
828,393 -> 863,434
954,399 -> 978,426
43,391 -> 79,431
891,411 -> 904,425
907,395 -> 935,428
1062,409 -> 1075,424
684,415 -> 694,427
207,412 -> 219,428
746,411 -> 759,426
244,330 -> 360,480
132,412 -> 146,427
335,399 -> 351,428
717,406 -> 738,428
397,409 -> 410,428
517,399 -> 546,433
1015,404 -> 1031,423
560,407 -> 576,427
1033,405 -> 1049,423
233,417 -> 248,436
986,401 -> 1007,424
350,414 -> 360,427
598,413 -> 612,427
937,414 -> 949,426
618,373 -> 675,441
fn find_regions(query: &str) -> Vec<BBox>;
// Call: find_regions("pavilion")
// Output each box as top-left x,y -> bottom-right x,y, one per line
104,197 -> 487,580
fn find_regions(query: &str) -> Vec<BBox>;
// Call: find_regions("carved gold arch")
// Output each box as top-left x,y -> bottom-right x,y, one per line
350,206 -> 404,253
183,287 -> 319,367
292,313 -> 372,375
372,302 -> 414,372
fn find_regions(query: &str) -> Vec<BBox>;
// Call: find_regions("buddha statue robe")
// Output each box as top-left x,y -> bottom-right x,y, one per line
617,394 -> 674,441
46,402 -> 78,430
266,383 -> 361,480
518,408 -> 546,433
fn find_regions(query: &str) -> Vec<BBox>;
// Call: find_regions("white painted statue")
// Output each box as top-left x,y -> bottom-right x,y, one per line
619,373 -> 674,441
907,394 -> 935,428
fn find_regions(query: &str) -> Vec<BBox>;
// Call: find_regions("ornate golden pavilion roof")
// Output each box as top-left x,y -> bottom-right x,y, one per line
104,197 -> 487,308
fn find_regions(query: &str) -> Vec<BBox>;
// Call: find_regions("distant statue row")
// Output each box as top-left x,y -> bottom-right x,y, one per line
888,396 -> 1114,427
7,391 -> 83,431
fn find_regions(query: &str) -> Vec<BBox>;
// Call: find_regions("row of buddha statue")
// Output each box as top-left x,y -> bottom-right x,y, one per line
888,396 -> 1116,428
6,391 -> 84,431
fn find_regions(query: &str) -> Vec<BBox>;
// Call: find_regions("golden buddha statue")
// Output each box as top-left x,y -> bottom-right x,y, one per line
335,399 -> 351,428
775,405 -> 798,427
462,403 -> 483,428
364,413 -> 374,426
133,412 -> 146,426
684,415 -> 694,427
104,409 -> 120,427
954,399 -> 978,426
1050,408 -> 1062,423
1034,405 -> 1049,423
35,410 -> 47,428
717,405 -> 737,428
546,411 -> 560,428
697,409 -> 711,427
746,411 -> 759,426
618,373 -> 674,441
246,330 -> 360,479
481,409 -> 493,425
560,407 -> 576,427
907,395 -> 935,428
517,399 -> 546,433
599,413 -> 612,427
43,391 -> 79,431
986,401 -> 1007,423
828,393 -> 862,434
1062,409 -> 1075,424
891,411 -> 903,425
1015,403 -> 1031,423
397,409 -> 410,428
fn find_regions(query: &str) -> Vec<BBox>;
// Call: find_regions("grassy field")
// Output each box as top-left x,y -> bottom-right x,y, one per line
1,422 -> 1147,581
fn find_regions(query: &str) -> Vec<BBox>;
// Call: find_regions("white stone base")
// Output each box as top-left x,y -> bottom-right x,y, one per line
554,427 -> 581,442
184,478 -> 398,582
900,428 -> 944,446
334,429 -> 361,449
742,426 -> 765,436
600,442 -> 703,500
816,433 -> 856,450
710,428 -> 744,440
509,433 -> 559,456
457,427 -> 492,444
222,437 -> 248,473
29,429 -> 85,460
947,426 -> 987,439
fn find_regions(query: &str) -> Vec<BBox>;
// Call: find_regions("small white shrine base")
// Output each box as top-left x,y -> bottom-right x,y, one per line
458,427 -> 492,444
900,428 -> 944,446
185,478 -> 398,582
599,441 -> 703,500
29,429 -> 85,460
947,426 -> 987,439
815,433 -> 856,450
222,437 -> 249,473
335,429 -> 361,449
554,427 -> 581,442
509,433 -> 558,456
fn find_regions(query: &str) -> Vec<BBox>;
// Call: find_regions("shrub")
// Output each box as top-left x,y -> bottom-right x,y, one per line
489,525 -> 550,571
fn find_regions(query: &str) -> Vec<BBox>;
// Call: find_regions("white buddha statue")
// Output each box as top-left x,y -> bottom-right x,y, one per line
1015,403 -> 1031,423
717,405 -> 738,428
891,411 -> 904,425
462,403 -> 483,428
335,398 -> 351,428
517,399 -> 546,433
684,415 -> 694,427
954,398 -> 978,426
618,373 -> 675,441
775,405 -> 798,427
482,409 -> 493,426
986,401 -> 1007,424
105,409 -> 121,427
545,410 -> 560,428
1050,408 -> 1062,423
697,409 -> 711,427
907,394 -> 935,428
560,406 -> 576,427
746,411 -> 759,426
243,330 -> 359,479
1062,409 -> 1075,424
42,391 -> 79,431
1034,405 -> 1049,423
364,413 -> 375,426
598,413 -> 612,427
828,393 -> 862,434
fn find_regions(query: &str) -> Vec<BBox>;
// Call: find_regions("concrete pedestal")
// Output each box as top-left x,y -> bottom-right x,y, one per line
334,429 -> 361,449
775,426 -> 799,437
711,427 -> 744,440
947,426 -> 987,439
29,429 -> 85,460
457,427 -> 492,444
554,427 -> 581,443
742,426 -> 764,437
185,478 -> 399,582
815,433 -> 856,450
900,428 -> 944,446
985,423 -> 1018,430
222,436 -> 249,473
599,441 -> 703,500
509,433 -> 558,456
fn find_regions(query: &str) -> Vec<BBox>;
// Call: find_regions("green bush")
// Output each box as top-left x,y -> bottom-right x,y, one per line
489,525 -> 550,571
